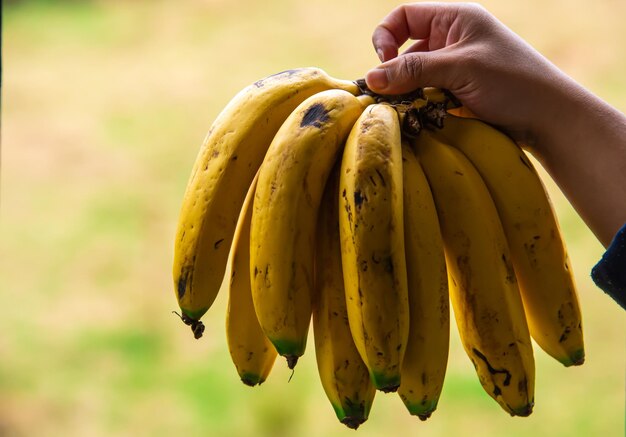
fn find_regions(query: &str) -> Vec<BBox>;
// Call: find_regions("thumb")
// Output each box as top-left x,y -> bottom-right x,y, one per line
365,52 -> 457,95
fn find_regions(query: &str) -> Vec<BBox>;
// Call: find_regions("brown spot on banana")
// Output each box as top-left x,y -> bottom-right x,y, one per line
354,190 -> 366,208
455,255 -> 471,292
523,242 -> 539,268
501,253 -> 517,284
383,256 -> 394,273
177,265 -> 193,300
263,265 -> 271,288
558,329 -> 572,343
375,169 -> 386,186
519,154 -> 532,170
300,103 -> 330,128
472,347 -> 512,387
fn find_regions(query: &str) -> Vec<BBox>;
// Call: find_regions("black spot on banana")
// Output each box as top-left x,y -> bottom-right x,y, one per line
300,103 -> 330,128
354,190 -> 366,207
472,347 -> 512,387
177,265 -> 193,300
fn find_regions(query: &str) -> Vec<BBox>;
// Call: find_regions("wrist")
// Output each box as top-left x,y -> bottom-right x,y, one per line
526,75 -> 626,246
523,72 -> 586,161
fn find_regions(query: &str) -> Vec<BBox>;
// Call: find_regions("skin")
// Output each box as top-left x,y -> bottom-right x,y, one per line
365,2 -> 626,248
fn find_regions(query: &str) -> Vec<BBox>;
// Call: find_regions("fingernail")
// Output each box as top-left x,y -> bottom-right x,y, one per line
366,69 -> 388,91
376,48 -> 385,62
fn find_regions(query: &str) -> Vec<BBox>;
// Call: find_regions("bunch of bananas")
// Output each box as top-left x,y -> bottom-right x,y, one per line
172,67 -> 584,429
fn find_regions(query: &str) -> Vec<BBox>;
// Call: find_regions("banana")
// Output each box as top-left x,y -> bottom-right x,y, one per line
414,129 -> 535,417
173,68 -> 359,335
446,106 -> 478,119
313,165 -> 376,430
397,143 -> 450,420
434,115 -> 584,367
338,103 -> 409,392
226,174 -> 277,386
250,89 -> 373,368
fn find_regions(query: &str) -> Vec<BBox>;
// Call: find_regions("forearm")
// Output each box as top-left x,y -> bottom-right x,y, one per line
531,78 -> 626,248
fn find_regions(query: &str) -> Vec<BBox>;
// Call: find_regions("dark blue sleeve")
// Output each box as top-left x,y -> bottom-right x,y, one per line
591,224 -> 626,310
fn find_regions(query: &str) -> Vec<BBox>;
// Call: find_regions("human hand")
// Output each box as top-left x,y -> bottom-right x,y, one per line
365,2 -> 574,147
366,2 -> 626,249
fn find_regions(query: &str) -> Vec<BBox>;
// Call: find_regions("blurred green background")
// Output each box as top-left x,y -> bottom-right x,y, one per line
2,0 -> 625,436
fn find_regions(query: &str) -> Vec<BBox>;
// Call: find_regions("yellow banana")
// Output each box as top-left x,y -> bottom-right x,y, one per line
397,143 -> 450,420
313,165 -> 376,430
250,90 -> 373,368
414,129 -> 535,417
434,115 -> 584,367
173,68 -> 359,336
226,174 -> 277,386
446,106 -> 478,119
338,103 -> 409,392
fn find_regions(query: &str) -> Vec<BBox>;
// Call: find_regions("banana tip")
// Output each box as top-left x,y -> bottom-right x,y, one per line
510,402 -> 534,417
371,371 -> 401,393
341,416 -> 366,430
172,311 -> 205,339
285,355 -> 299,370
417,412 -> 432,421
564,349 -> 585,367
377,384 -> 400,394
240,372 -> 265,387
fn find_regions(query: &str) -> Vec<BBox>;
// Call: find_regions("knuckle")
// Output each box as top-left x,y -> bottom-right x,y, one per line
399,55 -> 425,81
462,2 -> 488,16
461,2 -> 496,26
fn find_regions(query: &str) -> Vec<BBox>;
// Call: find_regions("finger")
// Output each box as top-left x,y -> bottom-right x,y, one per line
372,23 -> 400,62
372,3 -> 462,61
365,50 -> 458,95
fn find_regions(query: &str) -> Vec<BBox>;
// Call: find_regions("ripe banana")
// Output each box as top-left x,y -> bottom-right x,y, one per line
433,115 -> 584,366
250,89 -> 373,368
446,106 -> 478,119
313,165 -> 376,430
397,143 -> 450,420
414,129 -> 535,417
226,174 -> 277,386
173,68 -> 359,335
338,103 -> 409,392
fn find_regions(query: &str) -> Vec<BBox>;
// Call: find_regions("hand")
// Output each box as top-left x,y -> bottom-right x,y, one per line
365,2 -> 571,147
366,2 -> 626,248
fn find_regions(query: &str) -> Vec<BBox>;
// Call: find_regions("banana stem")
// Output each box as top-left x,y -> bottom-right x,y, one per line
353,78 -> 462,108
353,79 -> 460,138
354,78 -> 424,104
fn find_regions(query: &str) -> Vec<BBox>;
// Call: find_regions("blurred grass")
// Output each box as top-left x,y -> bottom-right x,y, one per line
2,0 -> 625,436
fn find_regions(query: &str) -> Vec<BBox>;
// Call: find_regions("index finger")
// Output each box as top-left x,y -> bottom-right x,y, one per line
372,2 -> 461,62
